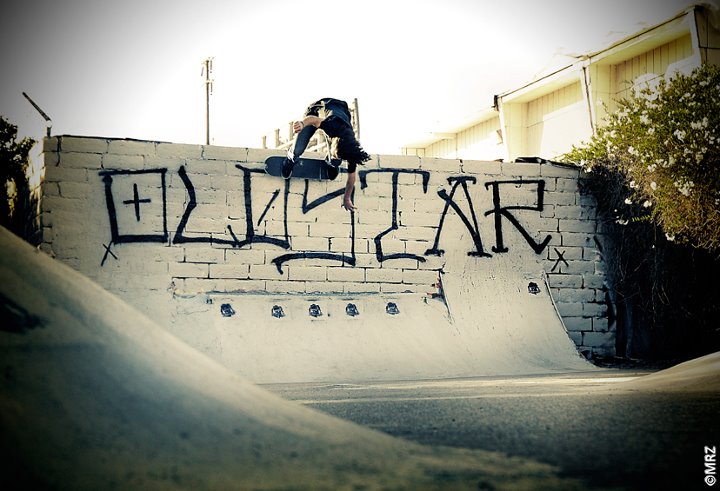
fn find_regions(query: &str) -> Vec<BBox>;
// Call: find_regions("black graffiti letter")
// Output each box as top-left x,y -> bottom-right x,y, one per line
271,178 -> 354,274
483,179 -> 551,254
230,165 -> 290,249
359,169 -> 431,263
173,165 -> 213,245
99,168 -> 168,244
426,176 -> 490,258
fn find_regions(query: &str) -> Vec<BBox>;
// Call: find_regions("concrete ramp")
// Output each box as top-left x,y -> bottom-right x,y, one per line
440,268 -> 591,375
195,259 -> 591,384
0,227 -> 584,490
212,292 -> 466,383
39,137 -> 610,385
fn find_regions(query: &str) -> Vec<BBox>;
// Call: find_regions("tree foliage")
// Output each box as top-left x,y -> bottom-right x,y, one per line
565,64 -> 720,250
562,65 -> 720,360
1,116 -> 38,241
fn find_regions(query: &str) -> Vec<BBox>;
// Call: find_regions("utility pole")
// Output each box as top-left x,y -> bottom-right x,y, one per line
201,57 -> 214,145
352,98 -> 360,140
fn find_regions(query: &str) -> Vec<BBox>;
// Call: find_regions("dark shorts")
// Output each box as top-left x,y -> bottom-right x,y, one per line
320,116 -> 370,173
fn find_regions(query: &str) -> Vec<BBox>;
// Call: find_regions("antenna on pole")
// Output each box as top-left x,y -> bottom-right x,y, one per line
201,57 -> 214,145
22,92 -> 53,137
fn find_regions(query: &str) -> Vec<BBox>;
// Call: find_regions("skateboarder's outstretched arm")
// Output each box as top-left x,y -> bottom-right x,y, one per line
343,171 -> 356,211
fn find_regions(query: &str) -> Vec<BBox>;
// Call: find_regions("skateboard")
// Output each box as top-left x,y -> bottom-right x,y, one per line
265,155 -> 341,180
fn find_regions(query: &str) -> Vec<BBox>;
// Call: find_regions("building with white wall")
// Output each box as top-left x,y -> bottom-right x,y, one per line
402,4 -> 720,162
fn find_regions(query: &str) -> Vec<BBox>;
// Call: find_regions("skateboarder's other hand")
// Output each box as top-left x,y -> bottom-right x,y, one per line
342,196 -> 356,212
293,121 -> 304,133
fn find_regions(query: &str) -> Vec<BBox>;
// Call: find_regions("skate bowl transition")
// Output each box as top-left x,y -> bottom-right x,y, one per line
1,226 -> 589,490
4,222 -> 719,489
36,136 -> 613,383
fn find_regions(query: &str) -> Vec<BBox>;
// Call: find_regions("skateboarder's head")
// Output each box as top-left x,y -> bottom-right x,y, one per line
331,125 -> 369,167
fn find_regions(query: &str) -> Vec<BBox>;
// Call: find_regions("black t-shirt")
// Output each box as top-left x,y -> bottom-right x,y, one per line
304,98 -> 352,128
304,98 -> 369,171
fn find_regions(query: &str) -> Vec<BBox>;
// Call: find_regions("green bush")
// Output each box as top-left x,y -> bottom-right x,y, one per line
562,65 -> 720,360
565,64 -> 720,250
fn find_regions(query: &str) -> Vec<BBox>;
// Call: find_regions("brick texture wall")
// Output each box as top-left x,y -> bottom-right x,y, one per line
39,136 -> 614,357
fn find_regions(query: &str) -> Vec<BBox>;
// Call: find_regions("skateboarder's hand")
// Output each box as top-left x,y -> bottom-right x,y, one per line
293,121 -> 304,133
342,196 -> 356,212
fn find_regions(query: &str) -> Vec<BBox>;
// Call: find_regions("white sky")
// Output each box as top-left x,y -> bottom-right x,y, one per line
0,0 -> 707,155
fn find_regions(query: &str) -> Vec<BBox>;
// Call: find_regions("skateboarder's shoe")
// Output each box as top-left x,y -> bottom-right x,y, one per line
281,156 -> 296,179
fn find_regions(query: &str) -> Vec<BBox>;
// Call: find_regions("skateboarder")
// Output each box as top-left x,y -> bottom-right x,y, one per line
282,98 -> 370,211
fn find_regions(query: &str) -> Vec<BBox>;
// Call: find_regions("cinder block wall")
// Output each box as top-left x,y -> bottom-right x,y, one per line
39,136 -> 614,357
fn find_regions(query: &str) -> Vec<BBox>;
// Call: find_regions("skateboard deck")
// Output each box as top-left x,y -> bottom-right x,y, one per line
265,156 -> 341,180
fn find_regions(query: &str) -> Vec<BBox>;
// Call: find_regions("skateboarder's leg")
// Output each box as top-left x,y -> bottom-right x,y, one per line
283,125 -> 317,179
291,125 -> 317,160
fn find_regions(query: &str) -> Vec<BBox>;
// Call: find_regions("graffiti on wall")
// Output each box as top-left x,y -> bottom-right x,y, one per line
359,169 -> 431,264
98,164 -> 553,273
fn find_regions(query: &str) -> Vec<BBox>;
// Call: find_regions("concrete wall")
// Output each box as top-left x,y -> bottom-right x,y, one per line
39,136 -> 614,358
